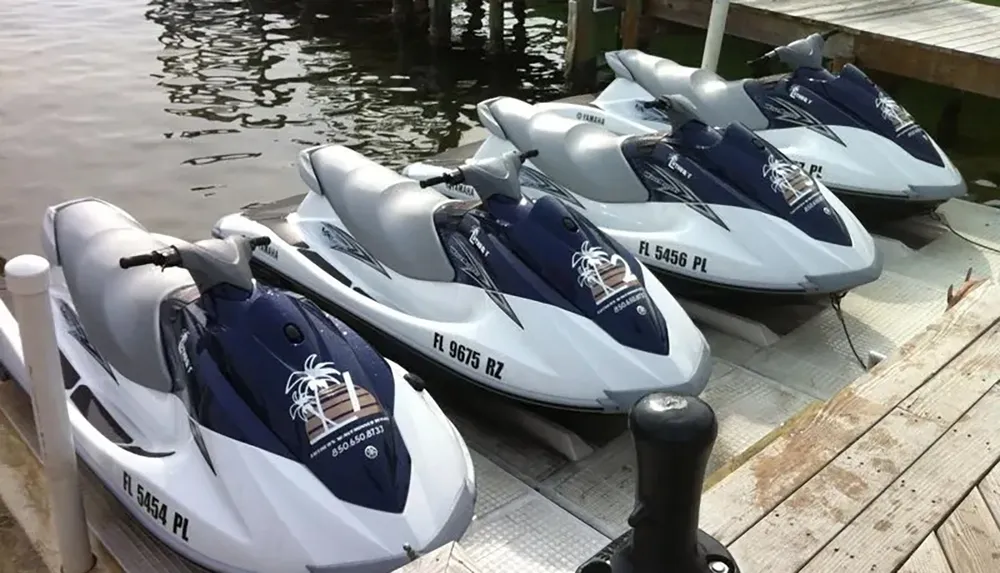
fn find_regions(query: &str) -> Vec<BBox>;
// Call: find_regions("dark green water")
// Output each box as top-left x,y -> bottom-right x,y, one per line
0,0 -> 997,259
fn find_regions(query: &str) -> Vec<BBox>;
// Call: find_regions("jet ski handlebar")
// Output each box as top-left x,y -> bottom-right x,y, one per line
119,236 -> 272,269
746,29 -> 839,68
417,149 -> 539,189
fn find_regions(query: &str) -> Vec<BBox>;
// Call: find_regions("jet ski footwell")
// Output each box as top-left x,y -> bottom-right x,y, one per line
3,200 -> 1000,572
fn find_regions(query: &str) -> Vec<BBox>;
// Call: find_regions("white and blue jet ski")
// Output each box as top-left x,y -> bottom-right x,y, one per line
213,145 -> 712,412
0,198 -> 475,573
595,32 -> 967,218
403,95 -> 882,299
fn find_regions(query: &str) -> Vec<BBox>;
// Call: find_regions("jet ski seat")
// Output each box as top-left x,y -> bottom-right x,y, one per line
46,198 -> 190,393
483,98 -> 649,204
607,50 -> 769,130
305,145 -> 456,282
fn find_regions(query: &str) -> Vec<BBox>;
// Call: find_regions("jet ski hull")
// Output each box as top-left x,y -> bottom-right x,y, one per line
215,182 -> 713,414
645,266 -> 843,307
829,188 -> 948,222
405,106 -> 883,303
0,284 -> 476,573
594,73 -> 967,219
228,202 -> 712,414
0,197 -> 478,573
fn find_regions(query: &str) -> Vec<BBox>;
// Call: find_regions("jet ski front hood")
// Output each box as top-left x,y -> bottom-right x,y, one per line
785,66 -> 966,201
624,125 -> 854,247
469,195 -> 671,356
818,65 -> 943,168
206,285 -> 412,514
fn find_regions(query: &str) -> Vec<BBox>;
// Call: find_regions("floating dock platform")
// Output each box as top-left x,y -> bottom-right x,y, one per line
4,141 -> 1000,572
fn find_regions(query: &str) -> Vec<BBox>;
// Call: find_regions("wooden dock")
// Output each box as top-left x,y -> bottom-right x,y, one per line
699,277 -> 1000,573
589,0 -> 1000,98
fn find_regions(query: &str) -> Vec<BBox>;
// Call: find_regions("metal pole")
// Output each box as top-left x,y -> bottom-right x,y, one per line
700,0 -> 730,73
6,255 -> 95,573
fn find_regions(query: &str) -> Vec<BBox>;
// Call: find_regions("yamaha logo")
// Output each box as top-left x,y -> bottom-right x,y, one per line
576,112 -> 605,125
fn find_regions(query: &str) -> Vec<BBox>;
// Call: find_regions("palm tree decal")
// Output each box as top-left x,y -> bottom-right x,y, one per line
285,354 -> 361,444
875,92 -> 914,133
572,241 -> 638,304
762,154 -> 813,206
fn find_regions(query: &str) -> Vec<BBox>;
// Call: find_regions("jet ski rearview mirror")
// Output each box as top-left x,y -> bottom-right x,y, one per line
417,149 -> 539,203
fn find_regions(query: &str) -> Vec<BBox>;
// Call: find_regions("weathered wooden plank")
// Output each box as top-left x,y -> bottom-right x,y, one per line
897,324 -> 1000,424
394,542 -> 483,572
852,33 -> 1000,99
899,535 -> 953,573
728,409 -> 942,572
795,0 -> 941,25
843,6 -> 977,38
728,322 -> 1000,572
785,0 -> 894,20
699,281 -> 1000,545
896,16 -> 997,44
564,0 -> 597,87
798,382 -> 1000,573
940,33 -> 1000,55
976,462 -> 1000,539
910,20 -> 1000,49
851,9 -> 984,42
838,1 -> 966,27
620,0 -> 644,49
936,488 -> 1000,573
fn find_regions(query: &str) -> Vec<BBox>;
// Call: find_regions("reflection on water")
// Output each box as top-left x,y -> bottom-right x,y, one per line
146,0 -> 571,165
150,0 -> 300,129
0,0 -> 575,255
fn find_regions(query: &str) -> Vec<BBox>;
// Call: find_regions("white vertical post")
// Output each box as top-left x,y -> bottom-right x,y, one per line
6,255 -> 95,573
700,0 -> 731,73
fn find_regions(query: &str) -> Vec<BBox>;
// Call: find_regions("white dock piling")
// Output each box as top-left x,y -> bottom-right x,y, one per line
6,255 -> 95,573
700,0 -> 730,73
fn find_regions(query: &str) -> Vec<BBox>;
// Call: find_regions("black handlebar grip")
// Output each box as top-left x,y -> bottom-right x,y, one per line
248,236 -> 272,248
519,149 -> 539,161
419,176 -> 445,188
119,253 -> 156,269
